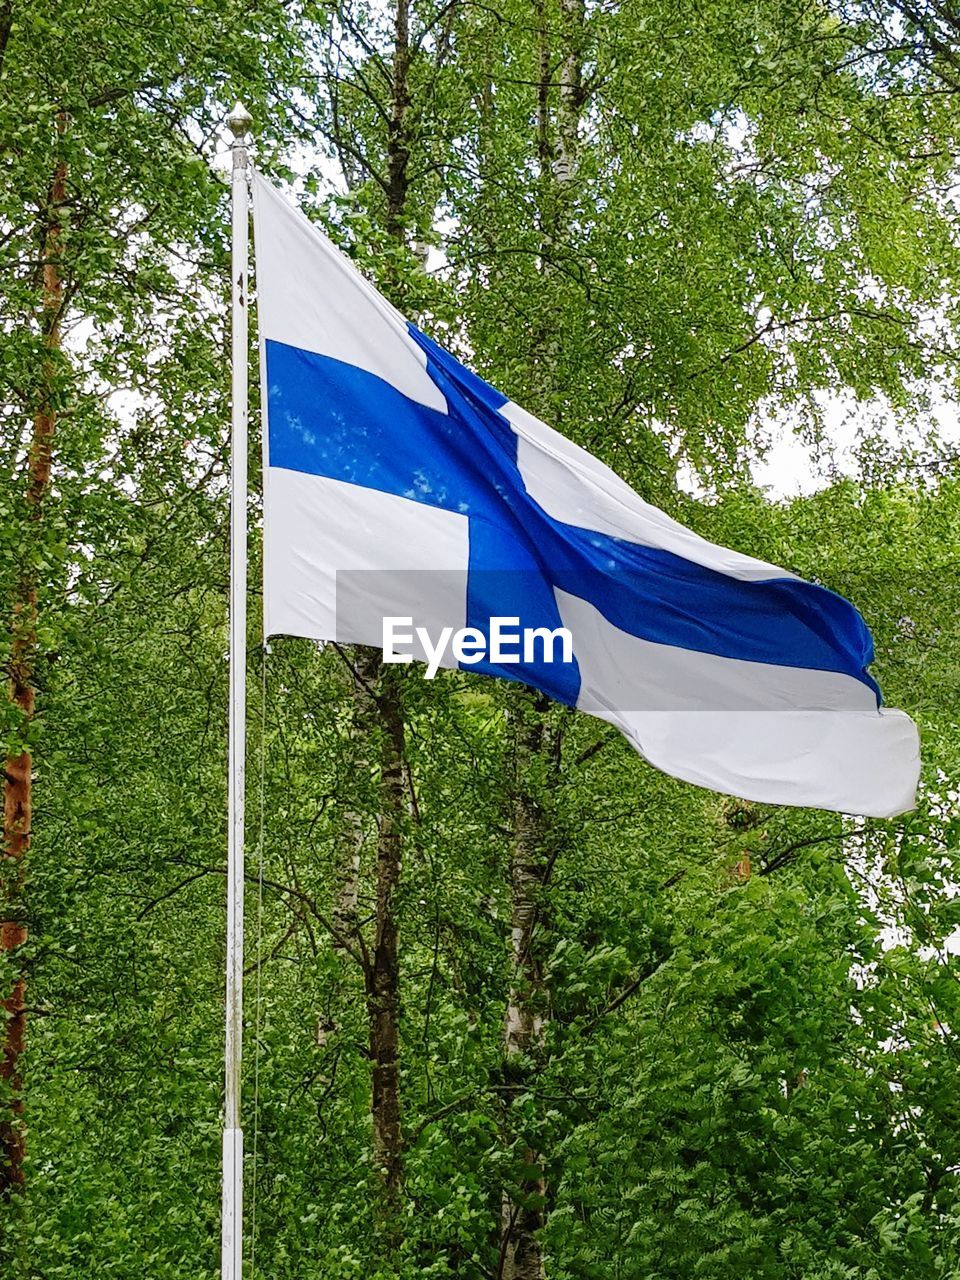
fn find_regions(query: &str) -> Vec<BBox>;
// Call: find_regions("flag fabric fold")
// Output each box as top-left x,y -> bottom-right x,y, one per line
252,172 -> 920,818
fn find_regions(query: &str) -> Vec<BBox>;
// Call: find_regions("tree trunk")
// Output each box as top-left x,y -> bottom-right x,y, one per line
498,1 -> 585,1266
364,0 -> 412,1241
386,0 -> 410,241
360,652 -> 406,1238
1,150 -> 66,1199
554,0 -> 584,190
499,701 -> 551,1280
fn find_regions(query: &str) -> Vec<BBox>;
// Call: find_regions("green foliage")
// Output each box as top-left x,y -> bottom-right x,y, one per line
3,0 -> 960,1277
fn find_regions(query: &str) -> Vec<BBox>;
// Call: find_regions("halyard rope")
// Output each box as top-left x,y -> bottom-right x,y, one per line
249,645 -> 268,1275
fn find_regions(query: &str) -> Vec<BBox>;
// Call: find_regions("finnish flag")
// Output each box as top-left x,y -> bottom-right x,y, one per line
252,173 -> 920,818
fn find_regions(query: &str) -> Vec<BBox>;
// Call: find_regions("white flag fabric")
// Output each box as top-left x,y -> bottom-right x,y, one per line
252,172 -> 920,817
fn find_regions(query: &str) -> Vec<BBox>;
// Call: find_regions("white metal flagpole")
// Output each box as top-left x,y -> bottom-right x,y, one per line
222,98 -> 252,1280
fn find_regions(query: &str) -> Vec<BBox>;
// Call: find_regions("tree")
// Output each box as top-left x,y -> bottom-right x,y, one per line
0,0 -> 324,1257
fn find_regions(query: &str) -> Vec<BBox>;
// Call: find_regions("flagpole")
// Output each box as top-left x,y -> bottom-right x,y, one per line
222,99 -> 252,1280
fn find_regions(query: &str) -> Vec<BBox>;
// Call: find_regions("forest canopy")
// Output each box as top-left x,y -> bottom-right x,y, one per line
2,1 -> 960,1277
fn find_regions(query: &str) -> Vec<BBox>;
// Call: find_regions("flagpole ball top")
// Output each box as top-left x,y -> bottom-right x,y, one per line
227,101 -> 253,141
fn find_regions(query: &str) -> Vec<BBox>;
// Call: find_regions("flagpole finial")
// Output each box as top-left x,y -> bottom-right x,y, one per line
227,101 -> 253,142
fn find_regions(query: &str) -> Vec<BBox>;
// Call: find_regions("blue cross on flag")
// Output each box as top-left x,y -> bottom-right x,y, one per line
252,172 -> 920,817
